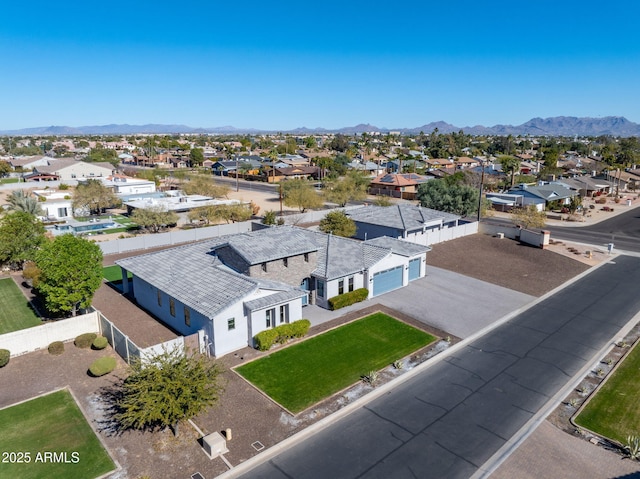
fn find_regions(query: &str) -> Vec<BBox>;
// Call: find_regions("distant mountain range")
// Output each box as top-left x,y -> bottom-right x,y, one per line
2,116 -> 639,137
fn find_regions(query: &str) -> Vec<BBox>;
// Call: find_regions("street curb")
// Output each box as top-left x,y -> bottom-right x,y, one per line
216,256 -> 617,478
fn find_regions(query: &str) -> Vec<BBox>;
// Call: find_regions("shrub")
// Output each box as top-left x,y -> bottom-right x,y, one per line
254,319 -> 311,351
255,328 -> 279,351
75,332 -> 98,349
0,349 -> 9,367
88,356 -> 117,377
92,336 -> 108,350
328,288 -> 369,310
596,197 -> 607,204
59,183 -> 69,190
290,319 -> 311,338
48,341 -> 65,355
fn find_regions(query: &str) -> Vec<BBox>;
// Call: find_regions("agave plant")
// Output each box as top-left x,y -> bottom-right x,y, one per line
625,435 -> 640,460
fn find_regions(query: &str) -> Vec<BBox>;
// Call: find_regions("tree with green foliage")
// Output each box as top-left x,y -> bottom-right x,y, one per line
214,203 -> 253,223
86,147 -> 120,167
131,206 -> 178,233
511,205 -> 546,230
0,212 -> 46,270
72,179 -> 121,215
282,179 -> 324,212
323,171 -> 368,206
182,176 -> 229,198
35,234 -> 103,316
189,147 -> 204,167
262,210 -> 277,225
0,160 -> 11,177
416,180 -> 479,217
319,211 -> 356,237
498,155 -> 520,186
4,190 -> 44,216
115,347 -> 224,436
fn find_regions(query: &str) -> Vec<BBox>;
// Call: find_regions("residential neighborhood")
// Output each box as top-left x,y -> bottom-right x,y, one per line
1,128 -> 640,479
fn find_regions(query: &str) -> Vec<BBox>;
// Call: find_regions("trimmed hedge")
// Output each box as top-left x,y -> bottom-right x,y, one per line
254,319 -> 312,351
92,336 -> 108,350
75,333 -> 98,349
88,357 -> 117,377
328,288 -> 369,310
0,349 -> 9,368
48,341 -> 65,355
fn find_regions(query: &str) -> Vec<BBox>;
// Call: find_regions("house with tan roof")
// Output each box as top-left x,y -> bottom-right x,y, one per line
25,159 -> 114,182
368,173 -> 430,199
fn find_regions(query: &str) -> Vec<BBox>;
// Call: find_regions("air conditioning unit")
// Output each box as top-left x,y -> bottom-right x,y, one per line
496,233 -> 504,239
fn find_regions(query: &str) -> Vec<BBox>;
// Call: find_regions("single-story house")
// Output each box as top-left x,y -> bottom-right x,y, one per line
503,183 -> 577,211
347,204 -> 461,246
25,160 -> 114,182
115,226 -> 429,357
368,173 -> 430,199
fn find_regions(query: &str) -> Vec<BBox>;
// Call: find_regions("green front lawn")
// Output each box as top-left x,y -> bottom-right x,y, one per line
0,389 -> 116,479
102,265 -> 131,283
236,313 -> 436,413
0,278 -> 41,334
0,178 -> 20,184
574,343 -> 640,443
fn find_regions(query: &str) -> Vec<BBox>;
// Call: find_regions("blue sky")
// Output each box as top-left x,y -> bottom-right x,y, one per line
1,1 -> 639,131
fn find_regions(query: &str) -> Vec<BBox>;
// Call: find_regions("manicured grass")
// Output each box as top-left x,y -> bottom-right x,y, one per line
102,265 -> 131,282
575,343 -> 640,443
0,278 -> 41,334
0,178 -> 20,184
0,389 -> 115,479
236,313 -> 436,413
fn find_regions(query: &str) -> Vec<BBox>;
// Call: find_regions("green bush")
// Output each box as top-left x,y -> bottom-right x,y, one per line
255,328 -> 279,351
290,319 -> 311,338
92,336 -> 108,350
0,349 -> 9,367
75,333 -> 98,349
254,319 -> 312,351
328,288 -> 369,310
88,357 -> 117,377
48,341 -> 65,355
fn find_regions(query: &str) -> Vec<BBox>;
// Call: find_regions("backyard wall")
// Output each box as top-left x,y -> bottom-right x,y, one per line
0,311 -> 99,357
479,222 -> 550,248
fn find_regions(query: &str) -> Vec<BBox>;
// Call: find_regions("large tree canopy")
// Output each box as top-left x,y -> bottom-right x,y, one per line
35,234 -> 103,316
73,179 -> 121,216
318,210 -> 356,237
0,212 -> 46,270
416,180 -> 479,217
130,206 -> 178,233
281,179 -> 323,212
115,348 -> 224,436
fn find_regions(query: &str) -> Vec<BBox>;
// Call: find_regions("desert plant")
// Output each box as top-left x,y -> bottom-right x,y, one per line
48,341 -> 65,355
392,360 -> 404,370
625,435 -> 640,460
576,386 -> 587,394
0,349 -> 9,367
595,368 -> 605,378
567,398 -> 580,408
75,332 -> 98,349
58,183 -> 69,190
617,340 -> 629,348
362,370 -> 379,386
603,357 -> 613,366
92,336 -> 108,350
88,356 -> 117,377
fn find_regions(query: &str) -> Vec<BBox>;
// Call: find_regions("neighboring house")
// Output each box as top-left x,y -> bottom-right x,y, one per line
553,176 -> 612,197
368,173 -> 430,199
348,160 -> 386,176
454,157 -> 480,169
347,204 -> 461,246
80,175 -> 157,195
425,158 -> 455,171
266,166 -> 320,182
32,189 -> 73,220
124,192 -> 240,214
502,183 -> 576,211
115,226 -> 429,357
598,170 -> 640,193
9,155 -> 55,171
25,160 -> 113,182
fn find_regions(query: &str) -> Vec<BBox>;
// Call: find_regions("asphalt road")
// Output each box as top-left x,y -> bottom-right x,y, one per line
238,255 -> 640,479
486,207 -> 640,253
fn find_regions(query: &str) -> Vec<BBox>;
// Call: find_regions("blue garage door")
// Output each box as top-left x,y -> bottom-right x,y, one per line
408,258 -> 421,281
372,266 -> 403,296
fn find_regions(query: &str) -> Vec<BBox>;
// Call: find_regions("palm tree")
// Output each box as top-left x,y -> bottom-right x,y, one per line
5,190 -> 44,216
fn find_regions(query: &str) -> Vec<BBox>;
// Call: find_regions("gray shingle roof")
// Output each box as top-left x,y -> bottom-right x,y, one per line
365,236 -> 431,256
116,241 -> 258,318
221,227 -> 319,265
244,289 -> 306,312
347,204 -> 460,232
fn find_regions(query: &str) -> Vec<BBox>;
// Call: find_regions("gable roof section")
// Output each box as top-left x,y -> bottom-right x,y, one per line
365,236 -> 431,256
508,184 -> 575,201
370,173 -> 429,187
116,241 -> 259,319
244,289 -> 306,312
347,204 -> 460,232
217,227 -> 319,265
313,232 -> 390,280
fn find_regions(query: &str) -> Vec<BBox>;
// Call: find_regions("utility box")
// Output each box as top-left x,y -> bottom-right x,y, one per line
202,432 -> 229,459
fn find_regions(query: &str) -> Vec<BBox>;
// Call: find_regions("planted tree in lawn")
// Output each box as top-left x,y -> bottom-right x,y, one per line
0,212 -> 46,270
115,347 -> 224,436
73,179 -> 121,216
35,234 -> 103,316
319,210 -> 356,237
